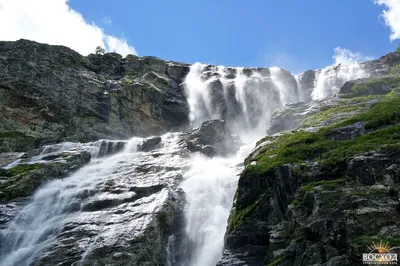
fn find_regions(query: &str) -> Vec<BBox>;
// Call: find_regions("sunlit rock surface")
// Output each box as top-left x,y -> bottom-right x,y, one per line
1,40 -> 399,266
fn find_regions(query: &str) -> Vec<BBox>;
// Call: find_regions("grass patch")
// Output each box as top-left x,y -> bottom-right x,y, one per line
352,236 -> 400,247
300,178 -> 345,195
327,94 -> 400,130
390,64 -> 400,75
301,104 -> 366,127
266,256 -> 286,266
249,95 -> 400,175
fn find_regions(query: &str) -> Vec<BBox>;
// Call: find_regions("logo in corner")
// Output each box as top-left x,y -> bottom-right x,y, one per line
362,241 -> 398,265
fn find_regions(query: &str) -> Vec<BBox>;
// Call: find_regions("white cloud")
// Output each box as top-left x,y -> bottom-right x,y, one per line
332,47 -> 374,65
0,0 -> 136,56
373,0 -> 400,41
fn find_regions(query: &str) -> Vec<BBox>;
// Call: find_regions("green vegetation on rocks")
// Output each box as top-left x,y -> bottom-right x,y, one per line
301,104 -> 366,127
248,94 -> 400,176
351,236 -> 400,247
341,77 -> 400,98
6,163 -> 44,176
390,64 -> 400,75
0,131 -> 37,152
266,256 -> 287,266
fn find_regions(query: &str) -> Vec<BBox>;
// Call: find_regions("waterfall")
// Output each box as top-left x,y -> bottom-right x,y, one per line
311,62 -> 368,100
0,135 -> 187,266
184,63 -> 300,140
180,60 -> 370,265
0,59 -> 373,266
180,64 -> 302,266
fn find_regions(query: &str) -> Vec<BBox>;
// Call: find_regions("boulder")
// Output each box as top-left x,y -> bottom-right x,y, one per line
184,119 -> 241,157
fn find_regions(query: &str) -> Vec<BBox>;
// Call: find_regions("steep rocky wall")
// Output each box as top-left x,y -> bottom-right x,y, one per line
220,62 -> 400,266
0,39 -> 190,150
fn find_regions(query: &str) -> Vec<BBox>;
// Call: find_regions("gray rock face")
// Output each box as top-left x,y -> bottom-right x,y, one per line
0,39 -> 190,149
339,75 -> 400,97
0,134 -> 190,266
183,119 -> 241,157
221,149 -> 400,266
267,101 -> 320,135
221,72 -> 400,266
0,150 -> 91,203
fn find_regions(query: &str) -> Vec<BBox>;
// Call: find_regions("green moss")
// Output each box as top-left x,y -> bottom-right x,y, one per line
300,179 -> 345,194
7,164 -> 43,176
352,236 -> 400,247
297,179 -> 345,207
341,77 -> 400,98
256,135 -> 276,146
344,188 -> 388,198
120,78 -> 134,87
266,256 -> 286,266
325,93 -> 400,130
301,104 -> 366,128
229,194 -> 264,231
341,95 -> 383,104
291,199 -> 300,207
390,64 -> 400,75
249,95 -> 400,176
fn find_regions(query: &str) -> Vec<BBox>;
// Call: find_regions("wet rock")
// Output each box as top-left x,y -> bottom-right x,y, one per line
0,150 -> 91,203
0,152 -> 24,167
0,135 -> 190,266
184,119 -> 240,157
139,136 -> 162,152
97,140 -> 126,157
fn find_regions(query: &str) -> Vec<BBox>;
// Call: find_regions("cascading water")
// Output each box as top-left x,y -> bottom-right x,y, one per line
0,135 -> 188,266
179,60 -> 370,266
184,63 -> 300,140
311,62 -> 368,100
0,58 -> 372,266
179,63 -> 303,266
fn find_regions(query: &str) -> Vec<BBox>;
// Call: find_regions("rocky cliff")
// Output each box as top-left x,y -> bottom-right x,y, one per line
219,53 -> 400,266
0,39 -> 190,151
1,39 -> 400,266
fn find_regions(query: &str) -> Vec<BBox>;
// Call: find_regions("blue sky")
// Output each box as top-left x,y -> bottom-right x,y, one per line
1,0 -> 399,73
68,0 -> 398,72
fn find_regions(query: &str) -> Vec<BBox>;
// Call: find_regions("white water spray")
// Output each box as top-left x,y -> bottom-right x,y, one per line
311,62 -> 368,100
181,63 -> 303,265
0,135 -> 187,266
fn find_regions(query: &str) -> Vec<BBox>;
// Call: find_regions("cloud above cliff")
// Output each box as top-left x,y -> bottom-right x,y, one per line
333,47 -> 374,65
0,0 -> 137,56
373,0 -> 400,41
